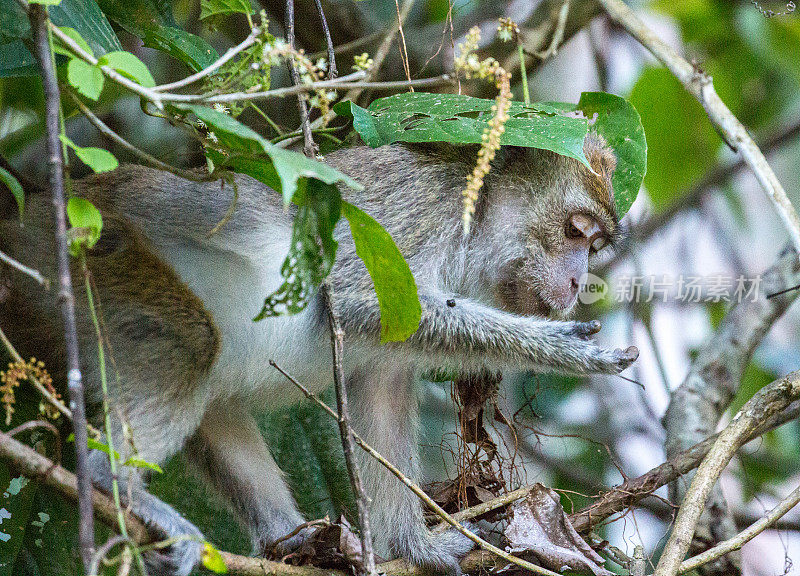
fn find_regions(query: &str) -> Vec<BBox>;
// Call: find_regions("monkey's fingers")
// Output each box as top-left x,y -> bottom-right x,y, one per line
613,345 -> 639,369
570,320 -> 602,339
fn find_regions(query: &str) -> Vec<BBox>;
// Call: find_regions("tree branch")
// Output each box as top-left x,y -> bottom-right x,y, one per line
654,371 -> 800,576
320,287 -> 377,576
28,3 -> 95,569
599,0 -> 800,256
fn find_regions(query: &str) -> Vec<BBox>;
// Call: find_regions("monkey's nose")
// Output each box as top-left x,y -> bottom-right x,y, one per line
570,277 -> 579,295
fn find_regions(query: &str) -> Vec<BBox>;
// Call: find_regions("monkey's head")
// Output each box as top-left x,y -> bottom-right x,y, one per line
489,134 -> 620,318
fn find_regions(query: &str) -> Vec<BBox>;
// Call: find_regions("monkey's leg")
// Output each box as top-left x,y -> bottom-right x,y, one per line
88,399 -> 209,576
349,365 -> 474,575
184,401 -> 308,556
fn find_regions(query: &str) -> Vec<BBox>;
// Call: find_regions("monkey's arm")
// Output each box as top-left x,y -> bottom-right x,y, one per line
333,287 -> 638,374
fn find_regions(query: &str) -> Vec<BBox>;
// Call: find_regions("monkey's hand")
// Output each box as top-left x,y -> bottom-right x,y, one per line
394,293 -> 639,375
552,319 -> 639,374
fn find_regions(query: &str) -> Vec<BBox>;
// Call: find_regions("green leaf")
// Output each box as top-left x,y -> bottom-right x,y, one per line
254,180 -> 341,320
334,92 -> 592,167
60,134 -> 118,173
573,92 -> 646,217
53,26 -> 93,57
177,103 -> 361,203
29,0 -> 62,5
85,436 -> 120,460
200,0 -> 254,19
630,67 -> 720,211
201,542 -> 228,573
98,50 -> 156,87
66,58 -> 104,100
337,92 -> 647,218
66,197 -> 103,255
0,0 -> 121,80
342,202 -> 421,342
122,457 -> 163,473
96,0 -> 219,71
0,165 -> 24,218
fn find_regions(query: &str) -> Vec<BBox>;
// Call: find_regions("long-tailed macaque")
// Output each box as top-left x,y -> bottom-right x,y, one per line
0,135 -> 638,575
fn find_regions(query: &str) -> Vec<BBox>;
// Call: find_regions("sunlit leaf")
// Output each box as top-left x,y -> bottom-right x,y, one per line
342,202 -> 420,342
97,50 -> 155,87
66,196 -> 103,255
122,457 -> 163,473
66,58 -> 104,100
201,542 -> 228,573
60,134 -> 118,173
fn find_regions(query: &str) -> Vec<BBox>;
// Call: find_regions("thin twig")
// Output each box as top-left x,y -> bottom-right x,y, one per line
653,371 -> 800,576
394,0 -> 413,89
269,360 -> 564,576
47,23 -> 165,110
0,248 -> 49,286
599,0 -> 800,256
285,0 -> 317,158
677,483 -> 800,574
312,0 -> 337,79
320,287 -> 376,576
89,535 -> 131,576
153,29 -> 260,92
67,90 -> 218,182
429,398 -> 800,535
28,5 -> 95,569
344,0 -> 415,104
535,0 -> 570,59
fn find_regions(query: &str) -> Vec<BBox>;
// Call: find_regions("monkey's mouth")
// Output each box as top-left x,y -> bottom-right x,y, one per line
497,274 -> 576,319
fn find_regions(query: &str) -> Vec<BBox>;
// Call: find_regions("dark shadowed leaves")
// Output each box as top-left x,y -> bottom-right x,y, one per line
95,0 -> 219,71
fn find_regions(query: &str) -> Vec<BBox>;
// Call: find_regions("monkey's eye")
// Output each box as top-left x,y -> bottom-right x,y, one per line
565,221 -> 584,239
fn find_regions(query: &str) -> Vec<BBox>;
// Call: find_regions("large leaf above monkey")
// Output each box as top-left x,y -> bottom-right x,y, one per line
335,92 -> 645,217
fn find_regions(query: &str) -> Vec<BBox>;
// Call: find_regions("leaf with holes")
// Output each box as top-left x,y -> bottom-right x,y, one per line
254,180 -> 341,320
337,91 -> 647,217
334,92 -> 591,167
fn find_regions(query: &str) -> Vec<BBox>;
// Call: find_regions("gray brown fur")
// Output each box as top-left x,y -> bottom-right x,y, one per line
0,137 -> 636,575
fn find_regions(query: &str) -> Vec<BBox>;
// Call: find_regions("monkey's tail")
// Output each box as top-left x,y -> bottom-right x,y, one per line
0,154 -> 41,220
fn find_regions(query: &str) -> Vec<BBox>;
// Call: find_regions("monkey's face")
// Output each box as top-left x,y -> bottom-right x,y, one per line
494,137 -> 619,318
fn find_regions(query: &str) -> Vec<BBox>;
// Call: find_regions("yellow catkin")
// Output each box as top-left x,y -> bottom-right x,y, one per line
454,26 -> 513,234
0,358 -> 58,425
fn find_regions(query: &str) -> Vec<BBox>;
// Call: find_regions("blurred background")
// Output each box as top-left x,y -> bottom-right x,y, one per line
2,1 -> 800,574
